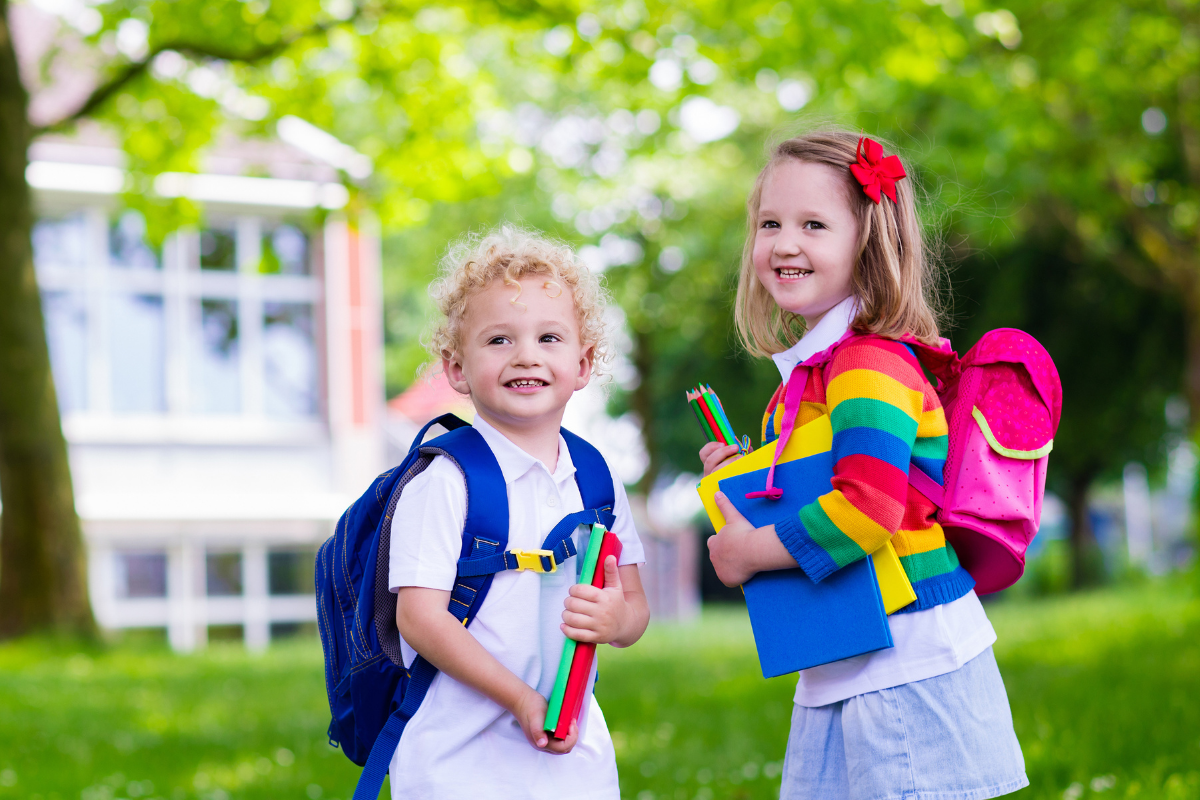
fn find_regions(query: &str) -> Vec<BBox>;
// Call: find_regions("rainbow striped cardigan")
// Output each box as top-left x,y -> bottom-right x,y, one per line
763,337 -> 975,612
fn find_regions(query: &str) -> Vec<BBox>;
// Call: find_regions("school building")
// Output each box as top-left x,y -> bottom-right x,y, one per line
30,123 -> 385,652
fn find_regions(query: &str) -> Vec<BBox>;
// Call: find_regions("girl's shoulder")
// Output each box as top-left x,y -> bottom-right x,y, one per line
825,335 -> 926,389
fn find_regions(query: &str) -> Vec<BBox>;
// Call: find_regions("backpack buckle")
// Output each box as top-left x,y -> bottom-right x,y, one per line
510,549 -> 557,573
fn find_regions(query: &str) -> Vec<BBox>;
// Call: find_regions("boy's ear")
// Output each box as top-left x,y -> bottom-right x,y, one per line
574,344 -> 594,391
443,353 -> 471,396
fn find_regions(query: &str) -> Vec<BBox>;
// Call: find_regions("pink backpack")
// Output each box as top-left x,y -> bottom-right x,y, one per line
901,329 -> 1062,594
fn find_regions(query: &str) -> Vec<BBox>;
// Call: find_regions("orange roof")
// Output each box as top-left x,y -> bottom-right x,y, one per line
388,372 -> 474,425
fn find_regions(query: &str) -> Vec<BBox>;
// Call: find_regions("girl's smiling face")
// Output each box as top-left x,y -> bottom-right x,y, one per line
752,159 -> 861,328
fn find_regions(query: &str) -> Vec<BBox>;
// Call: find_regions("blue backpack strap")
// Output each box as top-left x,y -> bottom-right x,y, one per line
352,425 -> 507,800
562,427 -> 617,527
456,427 -> 617,579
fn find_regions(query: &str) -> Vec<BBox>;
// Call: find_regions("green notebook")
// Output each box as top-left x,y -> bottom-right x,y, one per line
544,523 -> 606,729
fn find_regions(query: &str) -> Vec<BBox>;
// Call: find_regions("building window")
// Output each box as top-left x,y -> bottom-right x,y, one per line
36,207 -> 322,421
115,551 -> 168,598
264,303 -> 317,416
191,299 -> 241,414
33,213 -> 88,271
200,226 -> 237,271
110,294 -> 166,413
262,224 -> 309,275
109,211 -> 159,270
42,291 -> 89,413
268,548 -> 316,595
206,551 -> 243,596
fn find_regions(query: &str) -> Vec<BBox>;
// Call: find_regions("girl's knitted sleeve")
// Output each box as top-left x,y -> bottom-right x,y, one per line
773,339 -> 935,583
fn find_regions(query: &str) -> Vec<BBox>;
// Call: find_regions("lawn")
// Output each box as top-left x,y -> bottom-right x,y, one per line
1,578 -> 1197,800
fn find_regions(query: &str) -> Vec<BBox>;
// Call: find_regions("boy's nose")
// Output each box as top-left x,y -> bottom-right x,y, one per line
511,338 -> 542,367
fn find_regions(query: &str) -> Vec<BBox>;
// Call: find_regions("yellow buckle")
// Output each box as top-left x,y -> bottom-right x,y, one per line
511,549 -> 556,573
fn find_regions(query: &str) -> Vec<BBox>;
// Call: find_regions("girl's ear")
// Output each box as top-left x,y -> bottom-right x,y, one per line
574,344 -> 595,391
443,353 -> 471,396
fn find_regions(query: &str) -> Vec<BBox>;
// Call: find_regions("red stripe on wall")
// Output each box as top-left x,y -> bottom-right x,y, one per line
348,226 -> 365,426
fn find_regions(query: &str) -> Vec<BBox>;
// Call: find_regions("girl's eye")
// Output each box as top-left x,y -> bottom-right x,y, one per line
760,220 -> 780,229
803,221 -> 826,230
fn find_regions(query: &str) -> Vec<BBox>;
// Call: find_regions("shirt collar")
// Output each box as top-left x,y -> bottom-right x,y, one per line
472,414 -> 576,486
770,296 -> 858,384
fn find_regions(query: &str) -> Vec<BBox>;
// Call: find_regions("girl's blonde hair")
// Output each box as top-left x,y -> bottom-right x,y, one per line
427,225 -> 612,375
734,129 -> 943,358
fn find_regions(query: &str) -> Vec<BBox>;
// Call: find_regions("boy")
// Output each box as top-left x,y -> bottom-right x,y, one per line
388,227 -> 650,798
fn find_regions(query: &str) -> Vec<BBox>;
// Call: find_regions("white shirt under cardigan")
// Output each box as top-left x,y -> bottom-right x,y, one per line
387,415 -> 645,800
772,296 -> 996,708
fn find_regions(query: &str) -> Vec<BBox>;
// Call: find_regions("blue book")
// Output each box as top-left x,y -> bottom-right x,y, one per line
718,451 -> 894,678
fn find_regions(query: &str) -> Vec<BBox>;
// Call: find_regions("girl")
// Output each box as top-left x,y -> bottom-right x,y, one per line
701,131 -> 1028,800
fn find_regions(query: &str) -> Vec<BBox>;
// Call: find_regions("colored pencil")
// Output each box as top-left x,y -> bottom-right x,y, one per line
544,524 -> 607,733
686,390 -> 717,442
551,531 -> 623,739
703,385 -> 740,445
694,391 -> 727,445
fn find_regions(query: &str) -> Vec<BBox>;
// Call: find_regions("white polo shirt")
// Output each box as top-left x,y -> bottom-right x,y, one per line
387,415 -> 645,799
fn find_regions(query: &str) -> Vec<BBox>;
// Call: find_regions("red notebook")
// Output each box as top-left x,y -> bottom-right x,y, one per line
552,531 -> 623,739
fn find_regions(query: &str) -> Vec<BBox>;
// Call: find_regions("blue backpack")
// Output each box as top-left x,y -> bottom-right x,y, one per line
315,413 -> 617,800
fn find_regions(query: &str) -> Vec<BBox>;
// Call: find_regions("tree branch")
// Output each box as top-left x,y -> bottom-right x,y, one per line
34,14 -> 352,136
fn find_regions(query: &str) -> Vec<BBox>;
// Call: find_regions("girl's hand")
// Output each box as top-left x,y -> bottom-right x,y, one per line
707,493 -> 760,586
512,687 -> 579,754
561,556 -> 627,644
706,492 -> 797,587
700,441 -> 742,477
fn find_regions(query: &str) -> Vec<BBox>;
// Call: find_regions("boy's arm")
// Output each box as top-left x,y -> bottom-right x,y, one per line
560,558 -> 650,648
396,588 -> 578,753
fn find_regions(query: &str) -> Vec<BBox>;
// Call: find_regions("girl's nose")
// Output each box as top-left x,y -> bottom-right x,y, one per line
773,229 -> 802,257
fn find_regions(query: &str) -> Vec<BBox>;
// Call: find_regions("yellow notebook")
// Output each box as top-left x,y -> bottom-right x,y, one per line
698,415 -> 917,615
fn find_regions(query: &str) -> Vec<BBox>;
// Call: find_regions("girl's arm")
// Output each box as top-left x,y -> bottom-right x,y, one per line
397,588 -> 578,753
709,340 -> 933,586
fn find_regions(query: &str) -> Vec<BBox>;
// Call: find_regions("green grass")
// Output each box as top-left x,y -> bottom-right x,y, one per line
1,579 -> 1198,800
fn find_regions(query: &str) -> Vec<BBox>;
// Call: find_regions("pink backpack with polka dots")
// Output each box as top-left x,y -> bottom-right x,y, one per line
901,329 -> 1062,594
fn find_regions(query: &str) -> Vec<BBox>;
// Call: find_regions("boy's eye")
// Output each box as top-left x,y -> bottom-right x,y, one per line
539,334 -> 561,343
487,336 -> 510,345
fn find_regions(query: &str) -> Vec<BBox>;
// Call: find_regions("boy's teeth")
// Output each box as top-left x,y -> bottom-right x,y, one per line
509,379 -> 546,387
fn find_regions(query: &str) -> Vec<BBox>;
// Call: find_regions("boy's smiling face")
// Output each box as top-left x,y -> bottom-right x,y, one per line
444,275 -> 593,434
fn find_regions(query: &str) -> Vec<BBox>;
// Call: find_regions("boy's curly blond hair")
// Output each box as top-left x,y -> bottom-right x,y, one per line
427,226 -> 612,376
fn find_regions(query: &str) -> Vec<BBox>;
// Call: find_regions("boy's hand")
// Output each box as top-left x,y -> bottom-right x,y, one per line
700,441 -> 742,477
512,686 -> 579,754
561,556 -> 628,644
707,492 -> 765,587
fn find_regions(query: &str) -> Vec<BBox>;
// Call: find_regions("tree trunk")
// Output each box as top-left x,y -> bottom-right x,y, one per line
0,3 -> 95,638
1066,471 -> 1100,590
631,327 -> 661,497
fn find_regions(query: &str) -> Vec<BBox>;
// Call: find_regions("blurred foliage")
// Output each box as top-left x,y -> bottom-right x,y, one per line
30,0 -> 1196,490
2,580 -> 1199,799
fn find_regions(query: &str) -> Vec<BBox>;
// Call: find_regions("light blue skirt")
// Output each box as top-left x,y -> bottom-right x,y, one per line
780,647 -> 1028,800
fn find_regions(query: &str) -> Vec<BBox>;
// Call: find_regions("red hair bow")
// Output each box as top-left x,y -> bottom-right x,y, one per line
850,137 -> 907,204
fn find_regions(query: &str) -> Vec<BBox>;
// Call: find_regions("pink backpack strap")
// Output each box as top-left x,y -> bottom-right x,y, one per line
745,330 -> 860,501
907,465 -> 945,506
